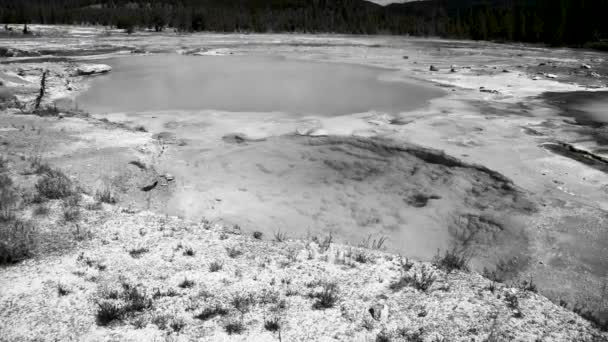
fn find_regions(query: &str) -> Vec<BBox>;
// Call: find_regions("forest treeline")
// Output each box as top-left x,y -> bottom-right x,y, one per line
1,0 -> 607,47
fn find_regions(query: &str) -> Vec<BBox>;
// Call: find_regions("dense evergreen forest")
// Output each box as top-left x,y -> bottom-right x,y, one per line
0,0 -> 607,47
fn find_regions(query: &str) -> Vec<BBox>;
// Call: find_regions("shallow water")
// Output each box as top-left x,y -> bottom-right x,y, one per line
76,54 -> 442,116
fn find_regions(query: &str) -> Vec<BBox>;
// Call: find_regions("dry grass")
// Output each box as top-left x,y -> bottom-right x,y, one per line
35,168 -> 74,200
433,248 -> 469,273
0,219 -> 37,264
390,265 -> 436,292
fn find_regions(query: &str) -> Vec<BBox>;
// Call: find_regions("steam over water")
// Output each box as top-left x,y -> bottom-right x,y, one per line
77,54 -> 442,116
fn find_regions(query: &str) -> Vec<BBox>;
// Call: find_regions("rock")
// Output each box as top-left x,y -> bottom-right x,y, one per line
163,173 -> 175,182
429,65 -> 439,72
479,87 -> 499,94
75,64 -> 112,76
450,65 -> 457,73
402,56 -> 409,59
368,304 -> 388,321
502,69 -> 510,73
581,64 -> 592,69
589,71 -> 601,78
545,73 -> 558,79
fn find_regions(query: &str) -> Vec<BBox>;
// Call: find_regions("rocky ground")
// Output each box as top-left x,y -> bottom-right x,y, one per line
1,25 -> 608,340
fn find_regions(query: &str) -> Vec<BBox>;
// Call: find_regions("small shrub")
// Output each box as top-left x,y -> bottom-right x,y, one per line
33,205 -> 50,216
209,260 -> 223,272
152,313 -> 171,330
0,174 -> 18,221
354,250 -> 369,263
62,202 -> 81,222
134,125 -> 147,132
128,247 -> 149,258
96,186 -> 118,204
178,278 -> 195,289
264,317 -> 281,332
311,282 -> 339,310
319,232 -> 333,252
170,317 -> 186,332
376,331 -> 391,342
30,159 -> 52,175
224,320 -> 245,335
253,231 -> 263,240
194,304 -> 229,321
390,265 -> 435,292
433,248 -> 469,273
36,168 -> 74,199
85,202 -> 103,211
96,300 -> 123,326
121,285 -> 152,313
400,257 -> 414,272
57,283 -> 70,296
273,229 -> 287,242
232,293 -> 255,315
226,246 -> 243,258
359,235 -> 388,250
183,246 -> 195,256
0,219 -> 37,264
518,277 -> 537,293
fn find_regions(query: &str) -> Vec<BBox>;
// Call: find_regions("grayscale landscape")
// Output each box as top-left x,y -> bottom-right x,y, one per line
0,18 -> 607,342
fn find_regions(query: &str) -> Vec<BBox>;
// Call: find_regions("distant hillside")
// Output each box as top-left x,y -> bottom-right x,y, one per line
0,0 -> 607,47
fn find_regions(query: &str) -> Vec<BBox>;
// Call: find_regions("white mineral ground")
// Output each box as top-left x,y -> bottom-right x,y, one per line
0,25 -> 607,341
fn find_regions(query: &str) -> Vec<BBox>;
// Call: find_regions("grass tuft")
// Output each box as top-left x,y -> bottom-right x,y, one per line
224,320 -> 245,335
209,260 -> 223,272
194,304 -> 229,321
178,278 -> 195,289
0,219 -> 37,264
390,265 -> 435,292
264,317 -> 281,332
311,282 -> 339,310
433,248 -> 469,273
35,168 -> 74,199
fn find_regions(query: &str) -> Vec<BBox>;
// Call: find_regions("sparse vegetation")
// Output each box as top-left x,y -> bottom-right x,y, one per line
224,320 -> 245,335
57,283 -> 70,296
35,168 -> 74,199
62,196 -> 81,222
273,229 -> 287,242
319,232 -> 333,252
96,283 -> 152,326
0,174 -> 17,221
96,300 -> 123,326
194,304 -> 229,321
226,246 -> 243,258
209,260 -> 223,272
390,265 -> 435,292
183,246 -> 195,256
0,219 -> 37,264
128,247 -> 149,258
178,278 -> 195,289
311,281 -> 339,310
518,277 -> 538,293
232,293 -> 255,316
33,204 -> 49,216
264,317 -> 281,332
359,235 -> 388,250
96,186 -> 118,204
433,248 -> 469,273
